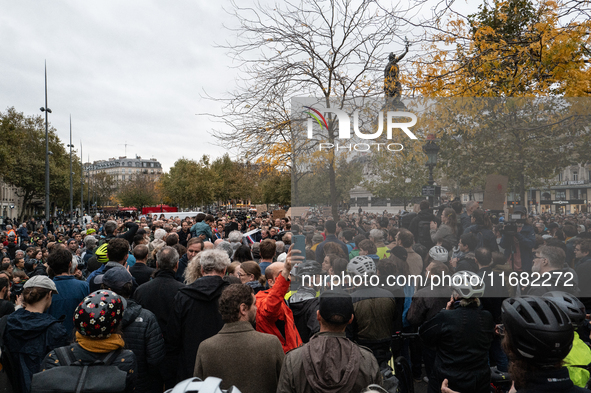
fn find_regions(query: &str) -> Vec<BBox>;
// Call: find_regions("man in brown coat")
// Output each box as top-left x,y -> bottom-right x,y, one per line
194,284 -> 284,393
277,290 -> 381,393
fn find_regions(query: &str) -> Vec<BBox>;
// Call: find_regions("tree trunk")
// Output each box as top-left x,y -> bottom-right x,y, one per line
519,173 -> 526,207
18,191 -> 32,222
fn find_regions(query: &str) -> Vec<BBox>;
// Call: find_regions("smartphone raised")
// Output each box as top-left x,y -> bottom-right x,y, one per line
292,234 -> 306,262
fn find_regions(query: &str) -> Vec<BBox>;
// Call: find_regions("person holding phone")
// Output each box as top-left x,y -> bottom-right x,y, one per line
419,271 -> 494,393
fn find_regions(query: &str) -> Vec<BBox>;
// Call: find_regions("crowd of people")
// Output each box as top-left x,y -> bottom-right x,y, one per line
0,201 -> 591,393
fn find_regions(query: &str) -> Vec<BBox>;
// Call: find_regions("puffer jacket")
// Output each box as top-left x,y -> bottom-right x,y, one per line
256,274 -> 302,353
4,309 -> 70,393
40,343 -> 137,393
121,299 -> 165,393
166,275 -> 229,382
420,304 -> 494,393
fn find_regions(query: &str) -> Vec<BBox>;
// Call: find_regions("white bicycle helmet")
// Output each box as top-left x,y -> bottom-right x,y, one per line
165,377 -> 241,393
428,245 -> 448,262
347,255 -> 376,276
451,271 -> 485,299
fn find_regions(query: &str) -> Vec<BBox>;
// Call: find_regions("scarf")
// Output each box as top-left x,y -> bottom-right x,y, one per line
76,332 -> 125,353
246,281 -> 263,290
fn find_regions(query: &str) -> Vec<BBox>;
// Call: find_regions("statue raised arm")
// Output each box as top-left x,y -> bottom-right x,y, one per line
384,38 -> 411,98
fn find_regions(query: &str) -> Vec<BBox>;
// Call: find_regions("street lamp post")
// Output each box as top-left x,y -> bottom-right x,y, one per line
422,135 -> 440,208
40,62 -> 52,222
67,116 -> 74,223
80,142 -> 84,225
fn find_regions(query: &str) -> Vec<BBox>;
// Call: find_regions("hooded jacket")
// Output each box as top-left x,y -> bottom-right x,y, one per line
120,299 -> 165,393
276,331 -> 381,393
4,308 -> 69,393
166,275 -> 229,382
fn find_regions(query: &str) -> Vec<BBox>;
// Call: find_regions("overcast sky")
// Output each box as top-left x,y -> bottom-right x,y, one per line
1,0 -> 244,171
1,1 -> 480,172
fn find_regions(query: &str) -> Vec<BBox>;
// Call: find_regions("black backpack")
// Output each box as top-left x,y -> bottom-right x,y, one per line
417,220 -> 433,248
30,345 -> 127,393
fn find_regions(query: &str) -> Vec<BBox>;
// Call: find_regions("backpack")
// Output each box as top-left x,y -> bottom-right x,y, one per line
30,346 -> 127,393
417,220 -> 433,248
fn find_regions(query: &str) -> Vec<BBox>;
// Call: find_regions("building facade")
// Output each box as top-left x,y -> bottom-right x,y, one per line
0,178 -> 24,221
528,164 -> 591,214
85,156 -> 163,182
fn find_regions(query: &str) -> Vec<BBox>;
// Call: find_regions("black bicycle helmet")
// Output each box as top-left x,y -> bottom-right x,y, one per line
165,377 -> 241,393
542,291 -> 586,327
295,260 -> 323,276
502,296 -> 573,366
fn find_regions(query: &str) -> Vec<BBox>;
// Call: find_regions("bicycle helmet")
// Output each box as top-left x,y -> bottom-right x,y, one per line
502,296 -> 573,366
295,261 -> 323,276
95,242 -> 109,263
542,291 -> 586,327
428,245 -> 448,262
165,377 -> 241,393
450,271 -> 485,299
347,255 -> 376,276
74,290 -> 125,338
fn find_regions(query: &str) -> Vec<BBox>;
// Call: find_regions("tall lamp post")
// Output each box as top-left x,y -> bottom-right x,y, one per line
40,62 -> 52,222
67,116 -> 74,223
422,135 -> 440,208
80,142 -> 84,225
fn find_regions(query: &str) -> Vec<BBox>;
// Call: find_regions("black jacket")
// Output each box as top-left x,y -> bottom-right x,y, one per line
576,258 -> 591,310
4,308 -> 70,393
0,299 -> 15,318
133,269 -> 185,335
409,210 -> 439,249
121,299 -> 165,393
419,305 -> 494,393
166,275 -> 229,382
407,285 -> 452,327
40,343 -> 137,393
133,269 -> 185,389
456,252 -> 478,273
288,296 -> 320,343
463,224 -> 499,253
175,253 -> 189,282
129,263 -> 155,286
477,266 -> 509,324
